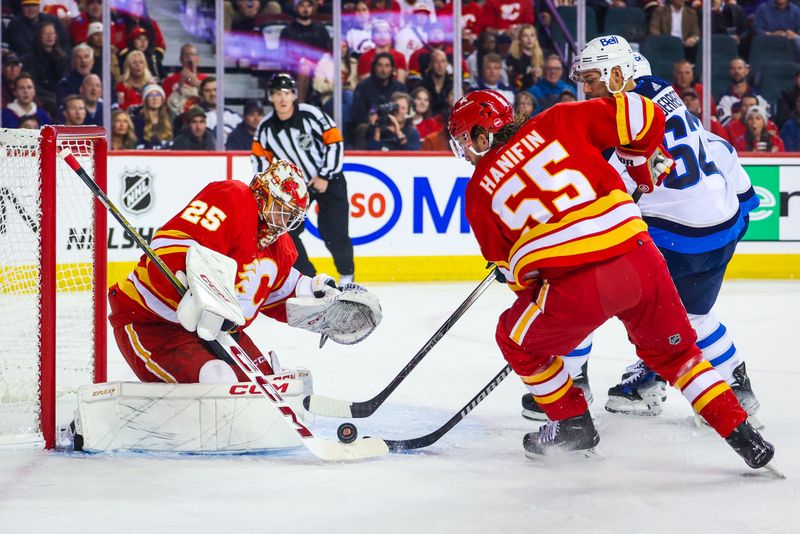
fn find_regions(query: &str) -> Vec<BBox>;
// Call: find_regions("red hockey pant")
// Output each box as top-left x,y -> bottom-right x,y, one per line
497,241 -> 746,437
112,319 -> 272,383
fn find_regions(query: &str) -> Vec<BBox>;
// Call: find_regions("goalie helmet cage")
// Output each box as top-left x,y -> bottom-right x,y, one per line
0,126 -> 107,449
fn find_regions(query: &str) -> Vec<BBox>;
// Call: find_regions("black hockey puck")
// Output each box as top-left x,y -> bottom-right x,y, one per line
337,422 -> 358,444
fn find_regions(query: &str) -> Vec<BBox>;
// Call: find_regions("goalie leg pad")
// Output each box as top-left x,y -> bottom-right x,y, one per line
74,370 -> 314,453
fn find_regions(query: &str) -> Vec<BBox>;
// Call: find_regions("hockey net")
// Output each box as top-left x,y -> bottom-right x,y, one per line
0,126 -> 107,448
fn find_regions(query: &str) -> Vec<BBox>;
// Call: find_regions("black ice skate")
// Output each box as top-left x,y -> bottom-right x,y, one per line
730,362 -> 763,429
605,360 -> 667,416
725,420 -> 783,477
523,410 -> 600,458
521,362 -> 592,421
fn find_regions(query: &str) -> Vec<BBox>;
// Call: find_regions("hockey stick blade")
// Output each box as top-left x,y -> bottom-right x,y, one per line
59,148 -> 387,462
303,268 -> 499,418
382,365 -> 512,452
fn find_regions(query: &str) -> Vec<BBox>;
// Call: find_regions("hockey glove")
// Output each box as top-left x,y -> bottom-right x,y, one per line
296,273 -> 340,300
616,145 -> 675,194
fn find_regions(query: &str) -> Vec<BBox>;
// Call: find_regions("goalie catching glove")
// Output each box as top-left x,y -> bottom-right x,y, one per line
287,275 -> 382,345
176,245 -> 246,341
616,144 -> 675,194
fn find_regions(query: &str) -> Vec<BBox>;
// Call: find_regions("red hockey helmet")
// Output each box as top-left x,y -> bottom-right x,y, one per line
250,160 -> 310,248
448,90 -> 513,158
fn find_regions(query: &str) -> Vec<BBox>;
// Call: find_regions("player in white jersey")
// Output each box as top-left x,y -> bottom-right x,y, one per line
521,36 -> 762,426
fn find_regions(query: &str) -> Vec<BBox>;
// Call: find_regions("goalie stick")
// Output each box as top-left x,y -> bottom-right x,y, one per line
304,267 -> 500,418
58,148 -> 388,462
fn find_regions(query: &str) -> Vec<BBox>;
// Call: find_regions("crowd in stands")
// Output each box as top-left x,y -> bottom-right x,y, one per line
3,0 -> 800,152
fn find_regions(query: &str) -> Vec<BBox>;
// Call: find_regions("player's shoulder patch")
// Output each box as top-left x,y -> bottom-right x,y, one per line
633,75 -> 671,99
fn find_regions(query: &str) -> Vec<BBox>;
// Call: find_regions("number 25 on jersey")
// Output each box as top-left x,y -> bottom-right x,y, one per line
180,200 -> 227,231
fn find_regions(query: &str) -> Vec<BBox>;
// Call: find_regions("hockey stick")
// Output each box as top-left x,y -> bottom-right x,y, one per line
58,148 -> 388,461
304,266 -> 500,418
384,364 -> 513,452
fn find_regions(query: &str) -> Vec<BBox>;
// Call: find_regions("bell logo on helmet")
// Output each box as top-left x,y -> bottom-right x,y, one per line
600,36 -> 619,46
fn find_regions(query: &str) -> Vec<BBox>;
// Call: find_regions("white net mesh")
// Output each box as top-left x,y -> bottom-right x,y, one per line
0,128 -> 97,447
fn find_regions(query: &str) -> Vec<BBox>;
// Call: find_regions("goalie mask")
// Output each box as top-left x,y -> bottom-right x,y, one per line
570,35 -> 634,94
250,160 -> 309,248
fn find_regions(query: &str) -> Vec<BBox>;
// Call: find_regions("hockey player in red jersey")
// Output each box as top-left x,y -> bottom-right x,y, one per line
448,90 -> 776,470
108,160 -> 381,384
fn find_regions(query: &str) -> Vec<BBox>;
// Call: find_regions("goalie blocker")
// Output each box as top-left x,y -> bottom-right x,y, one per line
66,369 -> 314,453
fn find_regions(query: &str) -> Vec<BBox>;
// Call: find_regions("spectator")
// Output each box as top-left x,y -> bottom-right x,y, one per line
80,73 -> 103,126
113,0 -> 166,57
18,114 -> 40,129
278,0 -> 332,101
672,59 -> 716,116
84,22 -> 106,77
422,49 -> 454,116
56,43 -> 94,106
370,0 -> 402,29
119,26 -> 165,81
1,53 -> 23,107
410,86 -> 443,138
776,70 -> 800,127
357,20 -> 407,83
68,0 -> 103,44
514,91 -> 536,117
110,108 -> 137,149
61,94 -> 87,125
467,30 -> 508,87
709,0 -> 749,53
481,0 -> 534,33
733,105 -> 785,152
232,0 -> 262,33
558,89 -> 577,102
367,91 -> 421,150
345,1 -> 374,54
725,94 -> 779,140
226,99 -> 264,150
6,0 -> 71,57
20,21 -> 68,116
779,94 -> 800,151
394,4 -> 431,61
197,77 -> 242,141
649,0 -> 700,59
172,106 -> 215,150
407,25 -> 470,89
162,44 -> 206,99
529,55 -> 575,112
471,53 -> 515,105
116,49 -> 156,110
506,24 -> 544,92
133,83 -> 173,149
717,57 -> 768,126
754,0 -> 800,61
2,73 -> 53,127
350,52 -> 406,147
314,42 -> 358,126
681,88 -> 729,139
437,0 -> 483,44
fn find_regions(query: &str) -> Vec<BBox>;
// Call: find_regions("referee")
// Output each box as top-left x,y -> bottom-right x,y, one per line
251,73 -> 354,284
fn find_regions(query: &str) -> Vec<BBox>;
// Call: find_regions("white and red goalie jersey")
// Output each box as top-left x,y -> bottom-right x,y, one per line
109,180 -> 301,329
467,92 -> 665,288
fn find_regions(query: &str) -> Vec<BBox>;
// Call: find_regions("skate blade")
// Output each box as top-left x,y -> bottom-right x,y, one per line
524,447 -> 603,462
521,408 -> 548,422
605,406 -> 663,417
762,461 -> 786,480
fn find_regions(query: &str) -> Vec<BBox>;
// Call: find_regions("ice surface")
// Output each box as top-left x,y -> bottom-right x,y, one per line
0,280 -> 798,532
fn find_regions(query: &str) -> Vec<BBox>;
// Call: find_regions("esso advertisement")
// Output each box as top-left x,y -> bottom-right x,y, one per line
302,157 -> 480,256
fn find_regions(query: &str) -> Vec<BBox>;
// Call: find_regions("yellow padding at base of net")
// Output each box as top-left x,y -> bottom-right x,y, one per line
0,263 -> 95,294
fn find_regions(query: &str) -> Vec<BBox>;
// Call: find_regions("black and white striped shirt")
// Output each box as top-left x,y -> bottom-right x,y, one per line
250,103 -> 344,182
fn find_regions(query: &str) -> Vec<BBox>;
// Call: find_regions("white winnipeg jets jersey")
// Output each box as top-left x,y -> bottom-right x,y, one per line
611,76 -> 759,254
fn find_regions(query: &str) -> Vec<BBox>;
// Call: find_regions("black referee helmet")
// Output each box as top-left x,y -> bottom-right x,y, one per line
268,73 -> 297,94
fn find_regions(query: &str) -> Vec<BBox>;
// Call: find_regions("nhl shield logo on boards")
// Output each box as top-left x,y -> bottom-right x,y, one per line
120,169 -> 154,214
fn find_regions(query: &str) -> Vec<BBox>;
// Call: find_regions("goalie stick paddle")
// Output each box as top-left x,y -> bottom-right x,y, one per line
58,148 -> 388,462
304,267 -> 500,418
382,365 -> 513,452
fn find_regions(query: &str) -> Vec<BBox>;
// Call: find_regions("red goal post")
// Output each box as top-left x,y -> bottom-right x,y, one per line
0,125 -> 107,449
